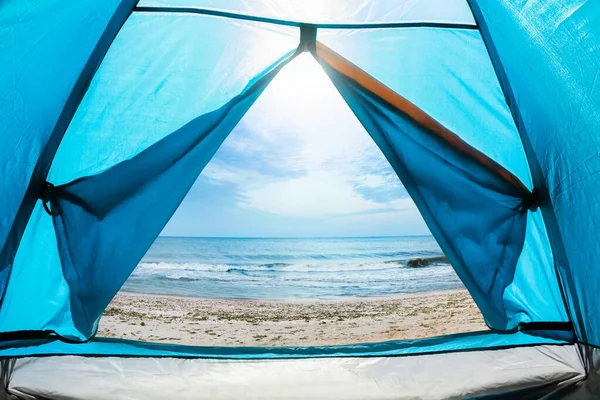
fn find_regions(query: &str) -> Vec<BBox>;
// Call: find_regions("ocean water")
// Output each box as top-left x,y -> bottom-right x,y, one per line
122,236 -> 464,300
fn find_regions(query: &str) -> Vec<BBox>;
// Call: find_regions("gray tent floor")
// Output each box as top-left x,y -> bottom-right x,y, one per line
4,344 -> 589,399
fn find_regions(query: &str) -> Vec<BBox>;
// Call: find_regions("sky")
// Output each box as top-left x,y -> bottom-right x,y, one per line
161,53 -> 430,238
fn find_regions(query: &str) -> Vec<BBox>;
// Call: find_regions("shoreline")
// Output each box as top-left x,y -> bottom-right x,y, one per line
116,288 -> 467,304
98,290 -> 487,346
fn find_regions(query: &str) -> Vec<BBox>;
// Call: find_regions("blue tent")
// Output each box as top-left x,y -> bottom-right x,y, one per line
1,0 -> 599,398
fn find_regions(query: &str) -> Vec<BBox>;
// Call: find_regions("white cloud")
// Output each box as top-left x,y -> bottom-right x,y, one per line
241,170 -> 388,215
202,163 -> 244,185
387,197 -> 419,211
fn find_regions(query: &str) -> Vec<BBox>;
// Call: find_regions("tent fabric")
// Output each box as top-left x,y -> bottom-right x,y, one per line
48,13 -> 298,184
45,52 -> 295,339
0,14 -> 297,340
0,202 -> 80,339
468,0 -> 600,346
1,24 -> 562,339
315,43 -> 537,330
0,0 -> 599,396
3,344 -> 586,399
317,28 -> 531,184
316,27 -> 569,326
0,0 -> 135,316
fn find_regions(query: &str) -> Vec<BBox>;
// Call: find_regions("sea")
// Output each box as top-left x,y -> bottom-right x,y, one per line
122,236 -> 464,300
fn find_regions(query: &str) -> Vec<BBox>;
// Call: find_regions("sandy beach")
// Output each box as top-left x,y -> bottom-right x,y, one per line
98,290 -> 487,346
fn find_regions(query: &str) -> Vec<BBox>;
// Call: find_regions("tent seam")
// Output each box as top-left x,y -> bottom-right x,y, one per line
134,6 -> 479,30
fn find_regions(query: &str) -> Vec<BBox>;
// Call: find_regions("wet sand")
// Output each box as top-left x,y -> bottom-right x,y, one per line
98,290 -> 486,346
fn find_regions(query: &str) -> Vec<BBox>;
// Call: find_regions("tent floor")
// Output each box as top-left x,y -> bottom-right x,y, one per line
3,344 -> 587,399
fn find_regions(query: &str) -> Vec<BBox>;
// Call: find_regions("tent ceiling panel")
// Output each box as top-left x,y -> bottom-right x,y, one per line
48,13 -> 297,186
137,0 -> 476,25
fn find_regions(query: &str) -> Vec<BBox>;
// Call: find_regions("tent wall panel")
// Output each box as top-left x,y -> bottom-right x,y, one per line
0,203 -> 77,339
315,43 -> 566,329
0,15 -> 297,340
317,28 -> 568,328
0,0 -> 133,313
469,0 -> 600,346
315,30 -> 568,325
46,52 -> 295,338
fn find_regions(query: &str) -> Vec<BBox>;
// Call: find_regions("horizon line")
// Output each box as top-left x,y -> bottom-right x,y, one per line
158,234 -> 434,239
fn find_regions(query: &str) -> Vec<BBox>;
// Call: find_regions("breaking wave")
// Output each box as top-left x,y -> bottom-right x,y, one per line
133,255 -> 451,278
121,236 -> 463,300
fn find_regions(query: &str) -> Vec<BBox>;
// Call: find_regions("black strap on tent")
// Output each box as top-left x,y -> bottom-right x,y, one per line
0,329 -> 91,344
518,321 -> 574,332
0,330 -> 55,342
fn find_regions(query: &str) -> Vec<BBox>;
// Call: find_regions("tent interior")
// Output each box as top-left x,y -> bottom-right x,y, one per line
1,0 -> 600,399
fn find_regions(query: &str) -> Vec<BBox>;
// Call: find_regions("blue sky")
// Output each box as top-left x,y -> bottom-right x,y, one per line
162,54 -> 430,238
